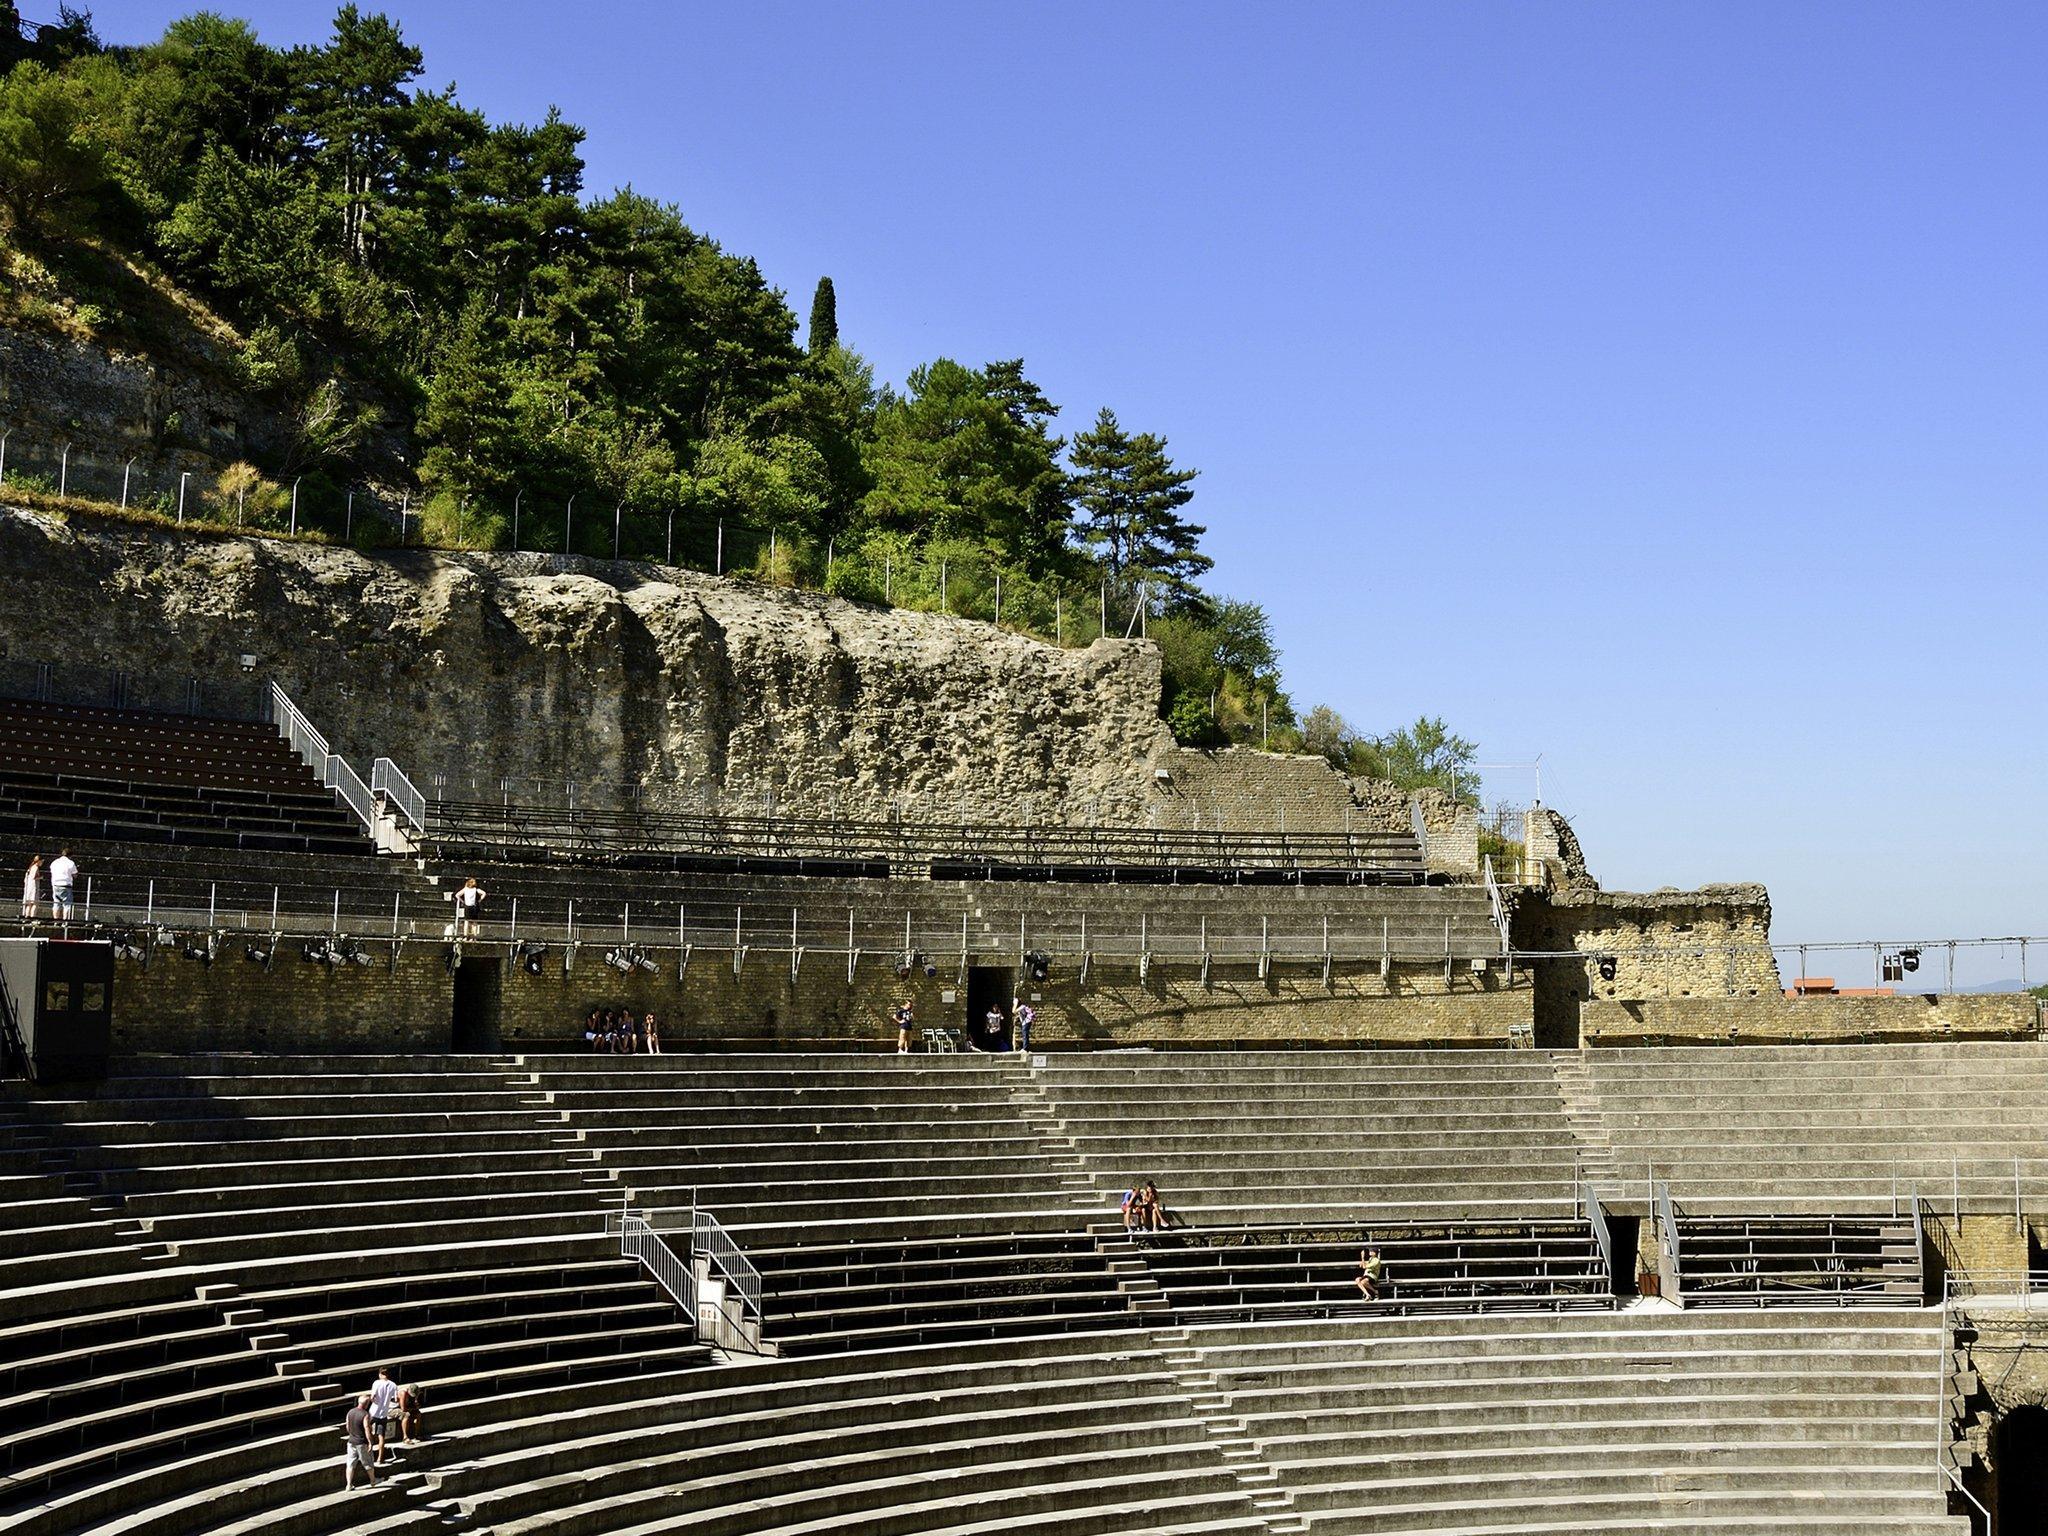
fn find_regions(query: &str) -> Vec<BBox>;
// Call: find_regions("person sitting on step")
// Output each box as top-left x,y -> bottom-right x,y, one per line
1356,1248 -> 1386,1301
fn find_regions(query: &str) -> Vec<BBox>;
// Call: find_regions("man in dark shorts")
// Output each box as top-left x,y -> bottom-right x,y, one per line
343,1394 -> 375,1489
369,1366 -> 399,1462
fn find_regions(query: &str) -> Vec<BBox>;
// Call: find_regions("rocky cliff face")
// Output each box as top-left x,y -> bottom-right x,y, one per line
0,506 -> 1174,821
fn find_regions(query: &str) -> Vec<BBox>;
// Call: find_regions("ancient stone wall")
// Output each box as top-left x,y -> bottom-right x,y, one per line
1512,885 -> 1780,1048
1149,748 -> 1368,833
0,507 -> 1174,823
1580,992 -> 2039,1047
99,945 -> 1529,1053
109,945 -> 454,1053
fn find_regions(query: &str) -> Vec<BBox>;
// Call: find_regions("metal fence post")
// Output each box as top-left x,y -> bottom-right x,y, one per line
58,443 -> 69,498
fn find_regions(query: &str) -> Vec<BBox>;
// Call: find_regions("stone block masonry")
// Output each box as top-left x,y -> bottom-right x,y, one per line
1581,992 -> 2040,1047
1512,885 -> 1780,1049
98,941 -> 1529,1053
111,942 -> 455,1053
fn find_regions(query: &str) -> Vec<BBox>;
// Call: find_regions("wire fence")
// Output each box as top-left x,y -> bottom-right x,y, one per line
0,425 -> 1161,647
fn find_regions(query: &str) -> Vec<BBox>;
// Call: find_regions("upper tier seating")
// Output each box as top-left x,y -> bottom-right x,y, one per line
0,698 -> 368,856
423,796 -> 1433,883
1582,1041 -> 2048,1214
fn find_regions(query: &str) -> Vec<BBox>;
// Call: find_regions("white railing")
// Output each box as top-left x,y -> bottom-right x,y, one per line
371,757 -> 427,834
1937,1293 -> 1992,1528
1585,1156 -> 2044,1225
1408,797 -> 1429,862
621,1213 -> 698,1324
269,680 -> 383,837
268,681 -> 330,776
622,1200 -> 764,1320
1481,855 -> 1510,954
692,1207 -> 764,1319
323,753 -> 376,832
1579,1182 -> 1617,1292
1654,1180 -> 1681,1303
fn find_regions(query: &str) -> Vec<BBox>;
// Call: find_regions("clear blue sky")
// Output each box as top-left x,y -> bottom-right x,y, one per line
109,2 -> 2048,975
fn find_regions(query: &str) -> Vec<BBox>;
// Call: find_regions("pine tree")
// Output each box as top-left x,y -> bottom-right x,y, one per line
807,276 -> 838,355
1070,407 -> 1211,607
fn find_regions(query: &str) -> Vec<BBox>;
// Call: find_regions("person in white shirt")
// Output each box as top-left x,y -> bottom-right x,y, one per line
1012,998 -> 1035,1053
451,877 -> 486,936
19,855 -> 40,921
47,849 -> 76,922
368,1367 -> 400,1463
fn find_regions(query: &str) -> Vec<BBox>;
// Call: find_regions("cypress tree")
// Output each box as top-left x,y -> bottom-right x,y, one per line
807,276 -> 838,355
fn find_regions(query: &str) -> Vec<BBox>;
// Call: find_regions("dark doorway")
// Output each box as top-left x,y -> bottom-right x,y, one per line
1606,1216 -> 1642,1297
1995,1406 -> 2048,1534
965,966 -> 1015,1052
452,958 -> 502,1052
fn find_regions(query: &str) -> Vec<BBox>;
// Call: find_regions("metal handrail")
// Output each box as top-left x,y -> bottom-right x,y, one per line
693,1207 -> 764,1319
1481,854 -> 1509,954
268,682 -> 329,775
323,753 -> 376,833
1579,1181 -> 1617,1293
1944,1269 -> 2048,1300
1655,1179 -> 1681,1303
371,757 -> 427,833
1937,1292 -> 1992,1528
621,1213 -> 698,1323
617,1202 -> 763,1320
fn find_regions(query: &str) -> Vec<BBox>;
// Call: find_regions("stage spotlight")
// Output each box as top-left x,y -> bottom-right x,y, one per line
1024,949 -> 1051,983
1900,948 -> 1921,974
1596,955 -> 1618,982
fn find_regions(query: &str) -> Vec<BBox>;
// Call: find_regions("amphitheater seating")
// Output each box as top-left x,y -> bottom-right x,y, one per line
1671,1215 -> 1923,1306
0,698 -> 368,857
423,795 -> 1433,881
1582,1041 -> 2048,1213
1026,1051 -> 1587,1226
0,836 -> 431,937
1130,1221 -> 1612,1322
0,1049 -> 1991,1534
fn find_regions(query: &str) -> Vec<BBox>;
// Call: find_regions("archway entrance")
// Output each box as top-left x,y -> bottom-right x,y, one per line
452,957 -> 503,1052
1994,1405 -> 2048,1533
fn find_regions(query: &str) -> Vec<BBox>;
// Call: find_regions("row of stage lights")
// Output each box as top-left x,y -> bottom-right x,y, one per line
109,933 -> 1059,984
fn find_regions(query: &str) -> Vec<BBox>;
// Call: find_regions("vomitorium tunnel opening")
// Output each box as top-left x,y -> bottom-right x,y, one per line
1994,1404 -> 2048,1533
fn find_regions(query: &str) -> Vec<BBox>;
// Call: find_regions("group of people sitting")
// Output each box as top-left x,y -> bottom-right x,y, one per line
582,1007 -> 663,1053
1120,1180 -> 1170,1233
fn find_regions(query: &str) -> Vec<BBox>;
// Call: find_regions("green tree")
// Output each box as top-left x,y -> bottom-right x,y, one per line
807,275 -> 837,355
1069,406 -> 1210,608
0,61 -> 106,231
861,357 -> 1071,572
1356,716 -> 1479,798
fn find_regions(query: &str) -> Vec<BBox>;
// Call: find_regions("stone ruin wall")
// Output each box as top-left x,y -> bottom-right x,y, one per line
0,506 -> 1511,851
0,506 -> 1175,825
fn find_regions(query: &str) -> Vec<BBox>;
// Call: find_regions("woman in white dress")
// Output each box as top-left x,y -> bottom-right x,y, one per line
20,855 -> 41,921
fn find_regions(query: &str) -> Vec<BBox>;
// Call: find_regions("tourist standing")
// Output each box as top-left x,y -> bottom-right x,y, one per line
19,855 -> 39,922
368,1367 -> 399,1463
1012,997 -> 1035,1053
452,877 -> 487,936
892,999 -> 915,1054
343,1394 -> 375,1490
47,849 -> 76,922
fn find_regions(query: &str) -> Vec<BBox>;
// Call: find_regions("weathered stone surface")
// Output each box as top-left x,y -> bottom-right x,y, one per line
0,328 -> 276,472
1512,884 -> 1780,1047
0,506 -> 1175,822
1581,992 -> 2038,1047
